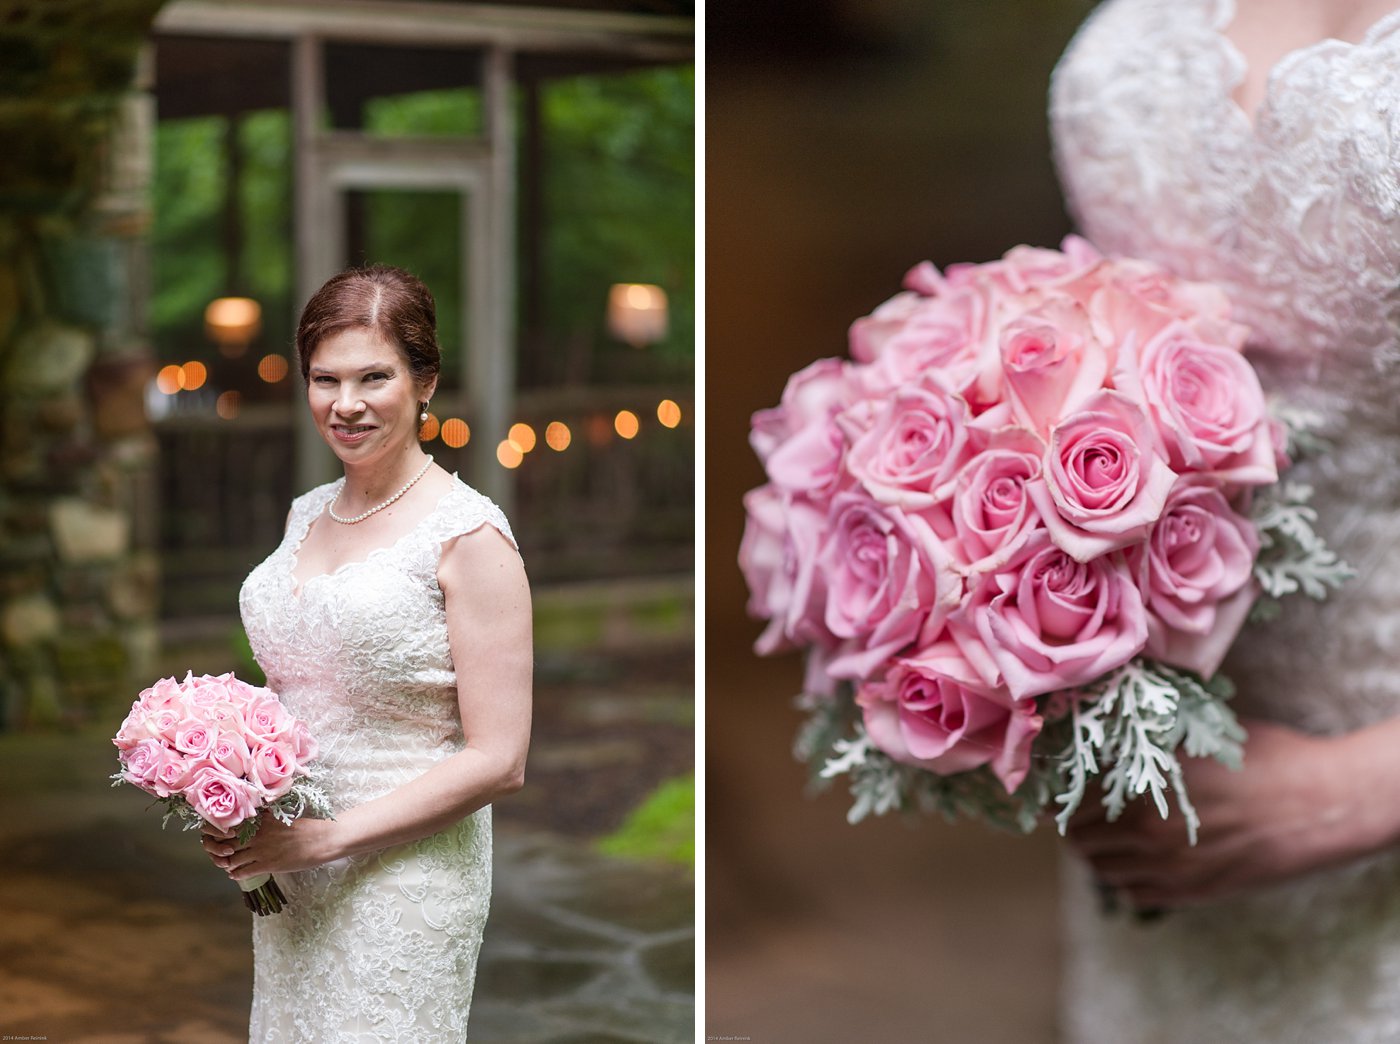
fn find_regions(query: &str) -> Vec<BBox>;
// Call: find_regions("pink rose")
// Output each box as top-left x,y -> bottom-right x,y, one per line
185,765 -> 260,831
244,695 -> 291,743
173,721 -> 218,760
999,296 -> 1112,436
1118,321 -> 1276,486
1028,389 -> 1177,561
1088,259 -> 1244,350
851,285 -> 982,363
739,485 -> 833,654
248,741 -> 299,800
947,429 -> 1047,574
120,738 -> 166,789
186,674 -> 233,706
204,701 -> 246,731
288,719 -> 318,763
210,730 -> 254,778
150,747 -> 194,799
114,704 -> 155,751
960,237 -> 1103,298
819,491 -> 962,680
1136,482 -> 1260,678
954,531 -> 1148,701
851,284 -> 999,410
751,358 -> 852,492
857,641 -> 1043,792
148,706 -> 183,743
138,676 -> 185,712
842,385 -> 972,508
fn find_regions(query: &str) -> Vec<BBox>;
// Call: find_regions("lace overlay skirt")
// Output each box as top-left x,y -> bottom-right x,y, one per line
250,808 -> 492,1043
1061,848 -> 1400,1043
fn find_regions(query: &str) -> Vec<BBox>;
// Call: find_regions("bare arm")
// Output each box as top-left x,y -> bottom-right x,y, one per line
207,523 -> 533,878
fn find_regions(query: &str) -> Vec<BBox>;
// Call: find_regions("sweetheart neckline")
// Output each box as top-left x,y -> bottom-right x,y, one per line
286,477 -> 462,600
1209,0 -> 1400,131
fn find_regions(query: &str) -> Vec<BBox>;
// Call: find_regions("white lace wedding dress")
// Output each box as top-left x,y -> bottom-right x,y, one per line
1051,1 -> 1400,1040
237,475 -> 516,1042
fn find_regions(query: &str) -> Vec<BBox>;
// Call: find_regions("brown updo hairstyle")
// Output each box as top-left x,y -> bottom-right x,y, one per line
295,264 -> 441,389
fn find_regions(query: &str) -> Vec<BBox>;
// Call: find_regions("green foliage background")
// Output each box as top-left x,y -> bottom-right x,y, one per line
151,65 -> 695,384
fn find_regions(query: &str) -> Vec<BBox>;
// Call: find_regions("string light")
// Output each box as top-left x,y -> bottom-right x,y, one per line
156,365 -> 184,395
257,354 -> 289,383
614,410 -> 639,439
545,421 -> 571,451
440,418 -> 470,449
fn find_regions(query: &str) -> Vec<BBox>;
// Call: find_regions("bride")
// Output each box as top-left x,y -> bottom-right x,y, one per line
1052,0 -> 1400,1039
201,264 -> 532,1040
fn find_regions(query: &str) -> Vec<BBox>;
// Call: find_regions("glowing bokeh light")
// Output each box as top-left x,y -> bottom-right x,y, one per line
258,354 -> 289,383
657,399 -> 681,428
156,364 -> 184,395
508,422 -> 537,453
216,390 -> 241,420
440,418 -> 470,449
182,361 -> 208,391
497,440 -> 523,469
587,414 -> 613,446
614,410 -> 639,440
418,412 -> 440,442
545,421 -> 571,451
204,297 -> 261,349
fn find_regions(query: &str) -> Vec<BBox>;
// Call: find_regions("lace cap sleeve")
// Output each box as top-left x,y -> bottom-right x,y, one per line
425,481 -> 519,554
284,480 -> 339,542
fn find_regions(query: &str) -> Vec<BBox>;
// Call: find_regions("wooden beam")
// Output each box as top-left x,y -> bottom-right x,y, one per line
156,0 -> 693,60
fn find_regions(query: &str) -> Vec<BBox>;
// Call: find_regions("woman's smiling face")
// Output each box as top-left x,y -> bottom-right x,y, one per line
306,327 -> 436,467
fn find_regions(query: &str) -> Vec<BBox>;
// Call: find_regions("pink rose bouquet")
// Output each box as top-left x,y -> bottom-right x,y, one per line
740,238 -> 1350,838
111,671 -> 331,915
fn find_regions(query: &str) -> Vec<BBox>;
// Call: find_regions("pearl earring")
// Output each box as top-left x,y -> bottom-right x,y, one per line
420,401 -> 430,422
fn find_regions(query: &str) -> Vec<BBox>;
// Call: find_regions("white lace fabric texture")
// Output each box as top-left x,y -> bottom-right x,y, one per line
238,476 -> 517,1042
1051,1 -> 1400,1040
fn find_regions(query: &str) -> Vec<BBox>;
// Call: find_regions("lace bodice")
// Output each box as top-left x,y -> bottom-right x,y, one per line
1052,4 -> 1400,1042
237,475 -> 516,1042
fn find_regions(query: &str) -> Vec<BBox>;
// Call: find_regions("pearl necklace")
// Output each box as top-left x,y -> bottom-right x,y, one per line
329,455 -> 434,525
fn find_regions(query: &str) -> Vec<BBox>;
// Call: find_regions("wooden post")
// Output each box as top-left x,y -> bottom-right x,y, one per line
477,43 -> 516,515
292,33 -> 339,495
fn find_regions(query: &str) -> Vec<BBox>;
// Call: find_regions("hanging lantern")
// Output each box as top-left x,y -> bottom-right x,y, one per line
607,283 -> 668,348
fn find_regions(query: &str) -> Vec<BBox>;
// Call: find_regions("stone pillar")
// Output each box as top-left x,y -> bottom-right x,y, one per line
0,1 -> 166,730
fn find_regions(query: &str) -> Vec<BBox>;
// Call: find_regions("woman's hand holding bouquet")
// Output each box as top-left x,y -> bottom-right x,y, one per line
112,671 -> 331,915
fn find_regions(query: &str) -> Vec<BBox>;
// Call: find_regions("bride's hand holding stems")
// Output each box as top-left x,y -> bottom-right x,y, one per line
1068,716 -> 1400,909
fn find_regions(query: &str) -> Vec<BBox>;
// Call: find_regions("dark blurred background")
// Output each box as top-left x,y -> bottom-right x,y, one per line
707,1 -> 1095,1039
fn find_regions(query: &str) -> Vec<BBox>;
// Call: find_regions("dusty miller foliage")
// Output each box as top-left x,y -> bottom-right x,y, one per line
111,773 -> 335,844
1250,405 -> 1354,620
798,406 -> 1349,837
798,663 -> 1245,839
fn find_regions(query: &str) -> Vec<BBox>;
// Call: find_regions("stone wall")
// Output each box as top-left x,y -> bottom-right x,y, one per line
0,0 -> 167,729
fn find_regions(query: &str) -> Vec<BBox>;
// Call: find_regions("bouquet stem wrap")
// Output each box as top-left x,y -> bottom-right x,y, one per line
238,873 -> 288,916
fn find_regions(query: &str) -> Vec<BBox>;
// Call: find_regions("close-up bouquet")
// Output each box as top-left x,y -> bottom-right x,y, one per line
740,237 -> 1350,839
112,671 -> 331,915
